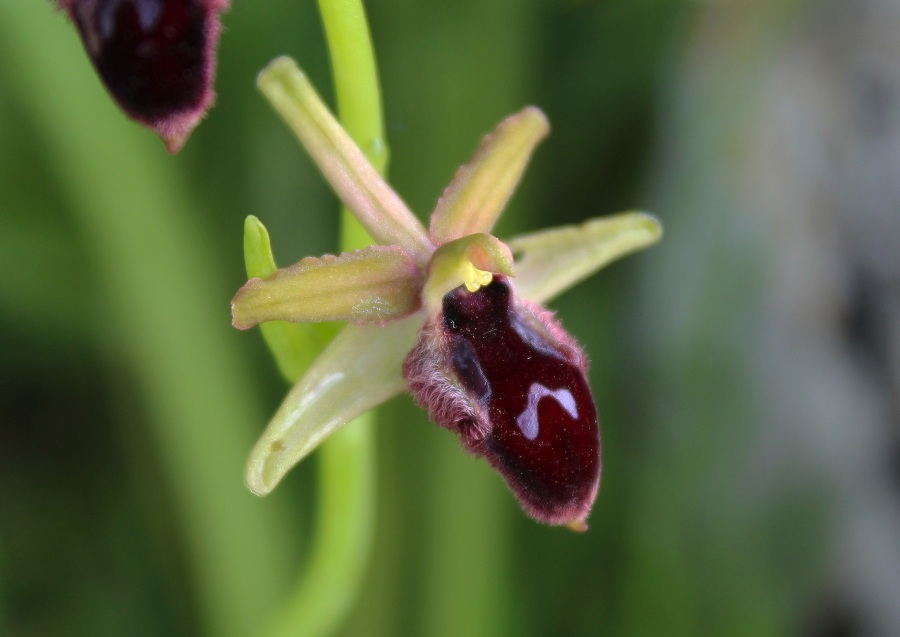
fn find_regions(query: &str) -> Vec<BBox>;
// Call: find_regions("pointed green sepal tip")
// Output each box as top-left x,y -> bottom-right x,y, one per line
508,212 -> 662,304
243,215 -> 278,279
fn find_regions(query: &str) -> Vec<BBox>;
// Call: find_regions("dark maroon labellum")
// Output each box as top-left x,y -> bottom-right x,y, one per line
405,277 -> 601,527
58,0 -> 228,152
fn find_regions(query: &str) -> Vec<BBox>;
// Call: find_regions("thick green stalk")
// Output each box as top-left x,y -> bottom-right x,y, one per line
318,0 -> 391,252
262,2 -> 387,636
259,414 -> 374,637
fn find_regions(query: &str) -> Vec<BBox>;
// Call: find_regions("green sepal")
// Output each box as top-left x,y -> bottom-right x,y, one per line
245,315 -> 421,495
508,212 -> 662,304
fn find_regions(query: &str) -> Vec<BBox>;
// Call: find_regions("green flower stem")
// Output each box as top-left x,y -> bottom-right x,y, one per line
261,2 -> 388,636
317,0 -> 391,252
262,413 -> 374,637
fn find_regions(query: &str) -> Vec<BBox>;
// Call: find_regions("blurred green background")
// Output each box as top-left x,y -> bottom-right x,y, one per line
3,0 -> 900,636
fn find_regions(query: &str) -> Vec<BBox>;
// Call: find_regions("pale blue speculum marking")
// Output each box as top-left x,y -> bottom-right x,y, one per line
516,383 -> 578,440
98,0 -> 164,41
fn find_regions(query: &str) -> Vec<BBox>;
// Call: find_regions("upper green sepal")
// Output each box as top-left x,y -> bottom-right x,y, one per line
257,57 -> 433,264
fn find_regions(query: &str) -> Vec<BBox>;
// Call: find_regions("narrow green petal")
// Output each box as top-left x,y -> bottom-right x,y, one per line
246,316 -> 422,495
233,245 -> 422,329
508,212 -> 663,304
258,57 -> 433,263
430,107 -> 549,244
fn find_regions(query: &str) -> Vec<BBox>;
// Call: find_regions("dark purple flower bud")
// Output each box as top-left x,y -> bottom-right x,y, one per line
57,0 -> 229,152
404,277 -> 601,528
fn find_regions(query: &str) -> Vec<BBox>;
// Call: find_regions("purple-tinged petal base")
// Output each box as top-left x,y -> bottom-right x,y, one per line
57,0 -> 229,152
404,277 -> 601,527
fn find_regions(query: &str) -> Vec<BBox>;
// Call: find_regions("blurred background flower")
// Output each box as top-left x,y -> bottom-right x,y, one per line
1,0 -> 899,636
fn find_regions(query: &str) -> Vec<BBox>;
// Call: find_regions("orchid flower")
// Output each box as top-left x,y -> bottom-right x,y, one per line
233,57 -> 661,530
57,0 -> 228,152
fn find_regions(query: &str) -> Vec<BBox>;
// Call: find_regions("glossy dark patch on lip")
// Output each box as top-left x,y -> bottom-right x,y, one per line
59,0 -> 228,151
87,0 -> 206,119
438,277 -> 600,525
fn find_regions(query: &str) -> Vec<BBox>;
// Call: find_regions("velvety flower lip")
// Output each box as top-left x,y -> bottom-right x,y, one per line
404,275 -> 601,527
57,0 -> 229,152
233,57 -> 662,529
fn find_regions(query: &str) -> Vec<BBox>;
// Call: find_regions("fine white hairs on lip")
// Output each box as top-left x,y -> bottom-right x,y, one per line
516,383 -> 578,440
